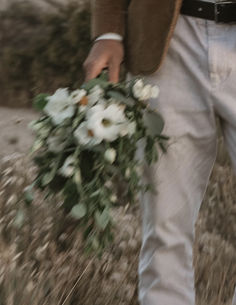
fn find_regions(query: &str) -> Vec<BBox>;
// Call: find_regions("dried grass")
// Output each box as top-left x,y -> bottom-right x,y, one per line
0,137 -> 235,305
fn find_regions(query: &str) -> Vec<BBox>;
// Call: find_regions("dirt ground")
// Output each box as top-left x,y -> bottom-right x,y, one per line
0,107 -> 37,158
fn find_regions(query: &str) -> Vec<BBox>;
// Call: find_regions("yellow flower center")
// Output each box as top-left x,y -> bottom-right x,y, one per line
87,129 -> 94,137
102,118 -> 112,127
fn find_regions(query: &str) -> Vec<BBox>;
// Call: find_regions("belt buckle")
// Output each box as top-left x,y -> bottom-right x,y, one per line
215,1 -> 236,23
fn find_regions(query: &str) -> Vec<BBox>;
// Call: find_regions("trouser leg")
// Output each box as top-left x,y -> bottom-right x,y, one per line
135,12 -> 236,304
137,109 -> 217,305
136,15 -> 218,305
133,16 -> 221,305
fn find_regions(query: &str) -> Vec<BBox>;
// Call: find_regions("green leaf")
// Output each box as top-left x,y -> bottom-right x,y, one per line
98,70 -> 109,82
13,210 -> 25,228
24,185 -> 34,205
143,110 -> 165,136
90,189 -> 100,198
48,174 -> 67,192
145,136 -> 158,165
95,208 -> 110,230
62,180 -> 80,212
33,94 -> 49,111
91,236 -> 100,250
70,203 -> 87,219
41,155 -> 62,186
41,172 -> 55,186
30,139 -> 44,154
72,114 -> 84,129
81,78 -> 109,91
107,90 -> 135,106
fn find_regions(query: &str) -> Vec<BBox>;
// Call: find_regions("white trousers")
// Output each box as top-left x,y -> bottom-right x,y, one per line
136,14 -> 236,305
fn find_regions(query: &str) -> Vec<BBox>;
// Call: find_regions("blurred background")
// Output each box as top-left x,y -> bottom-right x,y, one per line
0,1 -> 235,304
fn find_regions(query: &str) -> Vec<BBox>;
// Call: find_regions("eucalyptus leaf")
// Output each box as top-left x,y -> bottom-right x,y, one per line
72,114 -> 83,129
143,111 -> 164,136
107,90 -> 135,106
41,171 -> 55,186
41,155 -> 62,186
90,189 -> 101,198
91,236 -> 100,250
98,70 -> 109,82
30,139 -> 44,154
145,136 -> 158,165
24,185 -> 34,205
13,210 -> 25,228
70,203 -> 87,219
95,208 -> 110,230
33,94 -> 49,111
81,78 -> 109,91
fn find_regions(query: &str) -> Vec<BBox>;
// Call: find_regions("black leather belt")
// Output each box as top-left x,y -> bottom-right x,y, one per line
180,0 -> 236,23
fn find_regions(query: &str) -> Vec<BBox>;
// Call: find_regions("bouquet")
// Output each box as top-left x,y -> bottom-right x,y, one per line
27,72 -> 168,254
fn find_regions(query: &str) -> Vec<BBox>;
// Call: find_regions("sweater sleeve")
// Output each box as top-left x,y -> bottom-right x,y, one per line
91,0 -> 129,39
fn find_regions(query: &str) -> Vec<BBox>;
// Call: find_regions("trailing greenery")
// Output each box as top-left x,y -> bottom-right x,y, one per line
26,72 -> 167,255
0,1 -> 91,107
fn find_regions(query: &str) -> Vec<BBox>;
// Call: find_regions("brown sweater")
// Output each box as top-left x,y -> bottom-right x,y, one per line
91,0 -> 183,75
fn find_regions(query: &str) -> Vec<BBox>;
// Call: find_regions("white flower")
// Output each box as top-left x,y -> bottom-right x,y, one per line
142,84 -> 153,100
104,148 -> 116,164
133,79 -> 160,101
59,156 -> 75,177
70,89 -> 87,104
87,85 -> 104,105
44,88 -> 75,125
133,79 -> 144,100
86,104 -> 105,119
71,86 -> 104,113
87,103 -> 128,142
74,122 -> 101,146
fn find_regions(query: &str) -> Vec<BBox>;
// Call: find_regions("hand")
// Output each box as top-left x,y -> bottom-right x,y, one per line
83,40 -> 124,83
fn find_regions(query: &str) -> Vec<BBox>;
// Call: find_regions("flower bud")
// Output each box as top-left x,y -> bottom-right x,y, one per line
104,148 -> 116,164
125,168 -> 131,178
110,194 -> 118,203
73,170 -> 82,185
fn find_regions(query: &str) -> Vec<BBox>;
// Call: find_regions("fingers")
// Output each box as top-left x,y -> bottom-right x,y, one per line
84,59 -> 120,83
83,40 -> 124,83
84,60 -> 107,82
108,60 -> 120,83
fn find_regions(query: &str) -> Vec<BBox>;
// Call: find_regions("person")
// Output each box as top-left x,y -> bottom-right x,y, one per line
84,0 -> 236,304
